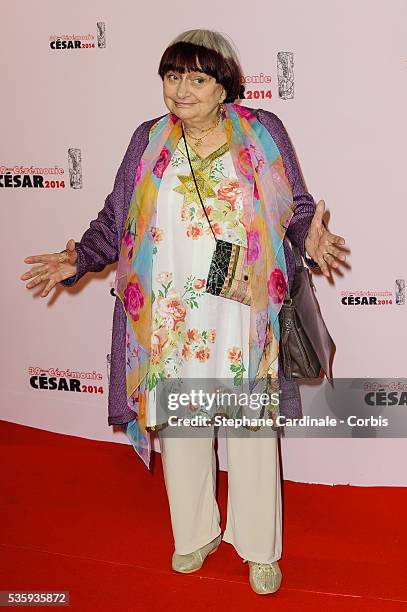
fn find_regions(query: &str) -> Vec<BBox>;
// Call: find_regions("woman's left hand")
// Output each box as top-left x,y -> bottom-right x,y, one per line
304,199 -> 346,278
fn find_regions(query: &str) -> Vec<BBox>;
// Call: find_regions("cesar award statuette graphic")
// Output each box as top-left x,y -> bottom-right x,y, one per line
68,148 -> 82,189
97,22 -> 106,49
395,279 -> 406,305
277,52 -> 294,99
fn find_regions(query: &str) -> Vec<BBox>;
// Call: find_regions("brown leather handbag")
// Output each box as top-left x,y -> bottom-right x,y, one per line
279,243 -> 335,382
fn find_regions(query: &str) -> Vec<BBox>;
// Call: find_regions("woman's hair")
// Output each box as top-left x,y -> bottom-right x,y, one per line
158,29 -> 244,102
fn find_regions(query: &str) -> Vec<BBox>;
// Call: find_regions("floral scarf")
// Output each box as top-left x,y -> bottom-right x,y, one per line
114,103 -> 295,468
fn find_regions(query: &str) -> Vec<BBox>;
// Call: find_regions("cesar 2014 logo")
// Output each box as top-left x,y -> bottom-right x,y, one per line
28,366 -> 104,395
0,149 -> 83,191
341,280 -> 405,306
49,22 -> 106,50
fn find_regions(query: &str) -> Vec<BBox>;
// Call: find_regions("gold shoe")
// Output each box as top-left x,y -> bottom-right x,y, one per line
171,533 -> 222,573
244,559 -> 282,595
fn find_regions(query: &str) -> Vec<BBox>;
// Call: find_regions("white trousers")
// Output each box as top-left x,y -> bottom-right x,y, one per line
158,425 -> 282,563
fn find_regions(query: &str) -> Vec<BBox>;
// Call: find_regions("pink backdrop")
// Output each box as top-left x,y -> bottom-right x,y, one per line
2,0 -> 407,485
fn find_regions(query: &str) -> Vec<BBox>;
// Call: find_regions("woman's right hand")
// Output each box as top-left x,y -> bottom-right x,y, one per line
21,239 -> 78,298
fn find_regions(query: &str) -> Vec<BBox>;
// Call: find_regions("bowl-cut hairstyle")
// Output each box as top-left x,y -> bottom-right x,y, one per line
158,29 -> 244,102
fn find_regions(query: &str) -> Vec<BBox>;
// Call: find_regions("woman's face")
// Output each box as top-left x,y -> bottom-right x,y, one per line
163,68 -> 226,123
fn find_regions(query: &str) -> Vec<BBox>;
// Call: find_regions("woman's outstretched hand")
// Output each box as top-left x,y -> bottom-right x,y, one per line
305,200 -> 347,278
21,239 -> 78,297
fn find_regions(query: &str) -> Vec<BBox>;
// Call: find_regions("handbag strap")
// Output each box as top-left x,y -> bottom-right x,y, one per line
283,243 -> 305,303
181,124 -> 218,243
292,243 -> 303,270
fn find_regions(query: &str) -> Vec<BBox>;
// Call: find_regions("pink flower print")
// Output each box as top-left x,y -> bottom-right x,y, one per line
181,206 -> 192,221
187,328 -> 201,342
246,230 -> 261,264
195,204 -> 213,221
208,329 -> 216,343
193,278 -> 206,290
124,228 -> 134,259
203,222 -> 222,237
195,347 -> 210,363
267,267 -> 287,304
153,146 -> 171,178
228,346 -> 242,364
236,147 -> 253,182
182,344 -> 192,360
195,206 -> 205,220
150,227 -> 164,244
186,224 -> 203,239
157,291 -> 187,330
151,328 -> 169,364
124,281 -> 144,322
217,179 -> 241,210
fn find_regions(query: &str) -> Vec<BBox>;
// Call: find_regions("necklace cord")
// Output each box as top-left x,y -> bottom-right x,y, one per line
181,122 -> 218,243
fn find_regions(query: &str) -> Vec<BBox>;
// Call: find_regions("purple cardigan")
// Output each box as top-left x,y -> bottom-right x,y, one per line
62,107 -> 319,425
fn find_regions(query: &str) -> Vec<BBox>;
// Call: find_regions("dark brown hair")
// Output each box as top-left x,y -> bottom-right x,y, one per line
158,41 -> 243,102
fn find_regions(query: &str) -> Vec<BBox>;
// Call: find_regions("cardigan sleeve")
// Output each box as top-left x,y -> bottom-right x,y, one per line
257,109 -> 320,269
60,121 -> 148,287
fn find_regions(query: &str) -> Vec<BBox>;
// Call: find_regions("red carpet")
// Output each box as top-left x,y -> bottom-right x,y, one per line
1,420 -> 407,611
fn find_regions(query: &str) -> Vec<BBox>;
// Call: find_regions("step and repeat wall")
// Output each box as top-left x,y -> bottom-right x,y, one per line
2,0 -> 407,485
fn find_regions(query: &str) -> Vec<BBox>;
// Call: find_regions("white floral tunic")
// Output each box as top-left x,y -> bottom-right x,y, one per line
146,138 -> 251,427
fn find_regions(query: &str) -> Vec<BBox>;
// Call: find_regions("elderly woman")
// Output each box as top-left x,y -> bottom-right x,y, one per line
21,29 -> 346,595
